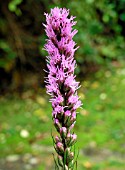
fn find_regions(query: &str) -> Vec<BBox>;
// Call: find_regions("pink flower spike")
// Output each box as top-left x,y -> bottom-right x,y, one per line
44,7 -> 82,168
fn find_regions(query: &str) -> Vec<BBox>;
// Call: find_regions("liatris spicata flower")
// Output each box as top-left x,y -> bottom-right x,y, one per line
44,7 -> 81,169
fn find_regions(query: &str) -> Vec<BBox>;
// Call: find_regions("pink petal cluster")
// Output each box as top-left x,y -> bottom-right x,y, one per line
44,7 -> 81,169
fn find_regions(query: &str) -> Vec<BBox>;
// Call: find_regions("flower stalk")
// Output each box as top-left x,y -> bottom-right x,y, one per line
44,7 -> 81,169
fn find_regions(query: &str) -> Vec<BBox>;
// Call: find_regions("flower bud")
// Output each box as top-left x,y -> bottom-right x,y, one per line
65,148 -> 74,163
70,112 -> 76,124
66,132 -> 71,146
65,112 -> 76,128
69,122 -> 76,130
54,119 -> 61,132
67,132 -> 71,140
58,155 -> 63,167
67,152 -> 74,163
55,136 -> 61,144
60,127 -> 67,138
64,110 -> 71,124
64,165 -> 68,170
65,147 -> 70,158
70,134 -> 77,146
56,142 -> 64,154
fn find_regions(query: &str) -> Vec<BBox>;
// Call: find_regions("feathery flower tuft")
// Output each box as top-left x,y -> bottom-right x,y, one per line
44,7 -> 81,169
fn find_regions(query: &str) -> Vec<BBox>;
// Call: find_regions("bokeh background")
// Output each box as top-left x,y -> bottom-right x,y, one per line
0,0 -> 125,169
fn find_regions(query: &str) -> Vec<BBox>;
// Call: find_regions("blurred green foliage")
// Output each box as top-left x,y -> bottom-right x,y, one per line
64,0 -> 125,68
0,0 -> 125,87
8,0 -> 23,15
0,40 -> 16,71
